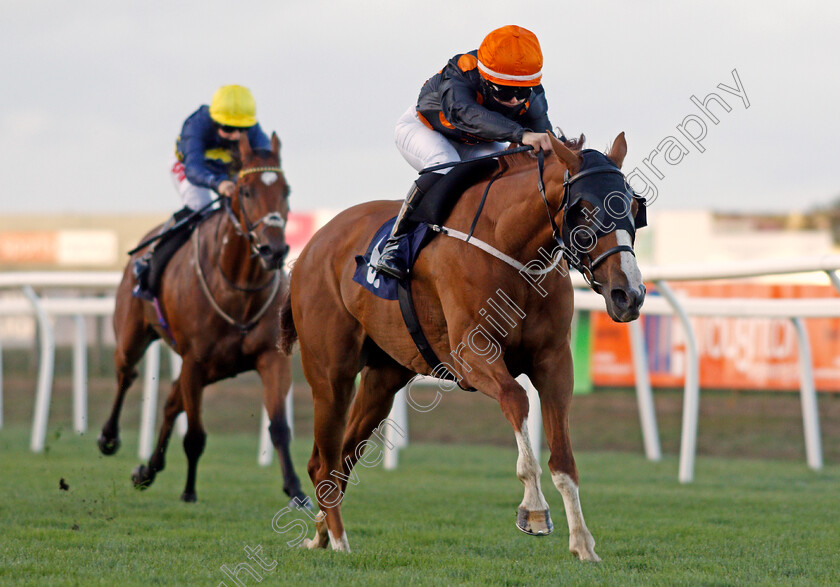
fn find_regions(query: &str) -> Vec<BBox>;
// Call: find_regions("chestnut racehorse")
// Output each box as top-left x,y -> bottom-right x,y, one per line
99,133 -> 309,506
280,132 -> 645,559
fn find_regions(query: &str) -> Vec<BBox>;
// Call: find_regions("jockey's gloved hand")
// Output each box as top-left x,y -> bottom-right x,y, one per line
217,180 -> 236,198
522,132 -> 553,154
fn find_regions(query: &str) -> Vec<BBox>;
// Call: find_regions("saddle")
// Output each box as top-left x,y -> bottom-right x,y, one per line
133,207 -> 211,300
353,157 -> 498,389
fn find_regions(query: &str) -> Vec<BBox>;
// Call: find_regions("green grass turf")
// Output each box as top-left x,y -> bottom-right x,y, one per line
1,426 -> 838,586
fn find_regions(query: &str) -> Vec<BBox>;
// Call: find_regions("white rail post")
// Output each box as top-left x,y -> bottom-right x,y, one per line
628,320 -> 662,461
258,383 -> 294,467
286,382 -> 294,437
384,386 -> 409,470
826,269 -> 840,295
139,341 -> 161,460
657,281 -> 700,484
72,315 -> 87,434
169,350 -> 187,437
392,385 -> 408,448
24,286 -> 55,453
258,408 -> 273,466
791,318 -> 823,470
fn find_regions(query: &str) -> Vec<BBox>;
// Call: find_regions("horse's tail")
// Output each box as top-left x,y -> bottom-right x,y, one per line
278,289 -> 298,355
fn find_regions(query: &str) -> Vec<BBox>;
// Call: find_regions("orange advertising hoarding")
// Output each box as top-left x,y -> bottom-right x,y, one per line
0,231 -> 118,266
591,283 -> 840,392
0,232 -> 58,264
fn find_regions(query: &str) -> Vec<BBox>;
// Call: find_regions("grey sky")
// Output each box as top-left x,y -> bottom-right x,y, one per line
1,1 -> 837,215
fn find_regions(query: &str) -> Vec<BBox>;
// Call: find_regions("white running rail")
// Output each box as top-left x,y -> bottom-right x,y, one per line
0,272 -> 292,464
384,255 -> 840,479
3,257 -> 840,482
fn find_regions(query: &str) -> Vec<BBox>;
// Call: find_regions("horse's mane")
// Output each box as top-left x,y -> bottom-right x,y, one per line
499,133 -> 586,171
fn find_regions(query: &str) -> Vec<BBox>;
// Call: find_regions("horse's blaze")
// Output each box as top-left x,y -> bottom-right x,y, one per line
517,506 -> 554,535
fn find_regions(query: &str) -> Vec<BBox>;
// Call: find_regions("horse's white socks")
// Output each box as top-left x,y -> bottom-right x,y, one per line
328,530 -> 351,552
551,472 -> 586,532
551,471 -> 600,561
515,417 -> 549,512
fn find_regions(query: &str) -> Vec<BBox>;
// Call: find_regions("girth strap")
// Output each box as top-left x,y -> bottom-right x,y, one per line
396,279 -> 475,391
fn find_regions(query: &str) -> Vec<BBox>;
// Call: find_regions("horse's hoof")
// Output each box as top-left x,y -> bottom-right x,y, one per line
180,491 -> 197,503
131,464 -> 154,490
290,494 -> 313,510
301,537 -> 326,550
516,506 -> 554,536
97,435 -> 121,456
570,530 -> 601,562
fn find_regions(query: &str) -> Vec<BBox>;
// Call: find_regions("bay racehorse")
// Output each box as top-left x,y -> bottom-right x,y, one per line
99,133 -> 310,506
280,132 -> 645,558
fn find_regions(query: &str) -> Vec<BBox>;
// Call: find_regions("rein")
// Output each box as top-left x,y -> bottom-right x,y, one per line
419,145 -> 535,174
214,211 -> 277,293
192,225 -> 282,332
189,163 -> 287,332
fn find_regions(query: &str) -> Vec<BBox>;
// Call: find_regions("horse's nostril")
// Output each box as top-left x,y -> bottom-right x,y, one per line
636,285 -> 646,307
611,288 -> 629,310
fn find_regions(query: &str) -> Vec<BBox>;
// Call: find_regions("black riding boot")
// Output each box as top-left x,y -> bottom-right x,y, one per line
374,183 -> 427,280
375,170 -> 445,279
132,207 -> 191,300
375,157 -> 498,280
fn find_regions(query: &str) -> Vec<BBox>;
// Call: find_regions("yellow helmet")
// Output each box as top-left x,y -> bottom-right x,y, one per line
209,85 -> 257,128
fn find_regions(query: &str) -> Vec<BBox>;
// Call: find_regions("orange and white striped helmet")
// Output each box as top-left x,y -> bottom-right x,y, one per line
477,25 -> 543,87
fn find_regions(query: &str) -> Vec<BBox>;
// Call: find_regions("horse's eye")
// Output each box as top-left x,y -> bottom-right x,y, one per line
574,224 -> 595,247
240,186 -> 251,198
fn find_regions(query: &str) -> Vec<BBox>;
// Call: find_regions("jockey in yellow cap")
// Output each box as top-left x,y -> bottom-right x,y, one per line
172,84 -> 270,209
377,26 -> 555,280
132,85 -> 271,300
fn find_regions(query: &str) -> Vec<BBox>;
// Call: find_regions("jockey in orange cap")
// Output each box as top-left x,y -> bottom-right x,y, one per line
376,25 -> 555,280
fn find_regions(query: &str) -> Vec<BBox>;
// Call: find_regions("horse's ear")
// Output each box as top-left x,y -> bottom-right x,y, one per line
607,132 -> 627,169
549,132 -> 582,175
271,132 -> 281,155
239,132 -> 253,161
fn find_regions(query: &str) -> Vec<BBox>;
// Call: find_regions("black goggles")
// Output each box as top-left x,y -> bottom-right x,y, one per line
219,124 -> 252,134
486,82 -> 533,102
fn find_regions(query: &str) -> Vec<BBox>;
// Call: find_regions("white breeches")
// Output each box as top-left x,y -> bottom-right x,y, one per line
169,157 -> 217,211
394,106 -> 508,174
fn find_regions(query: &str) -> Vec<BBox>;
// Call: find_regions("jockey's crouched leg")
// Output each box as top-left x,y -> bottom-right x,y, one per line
132,207 -> 194,301
374,173 -> 440,280
375,157 -> 498,280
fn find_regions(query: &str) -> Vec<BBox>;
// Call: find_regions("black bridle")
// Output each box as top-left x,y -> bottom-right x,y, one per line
223,165 -> 289,265
418,144 -> 647,291
535,150 -> 646,290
